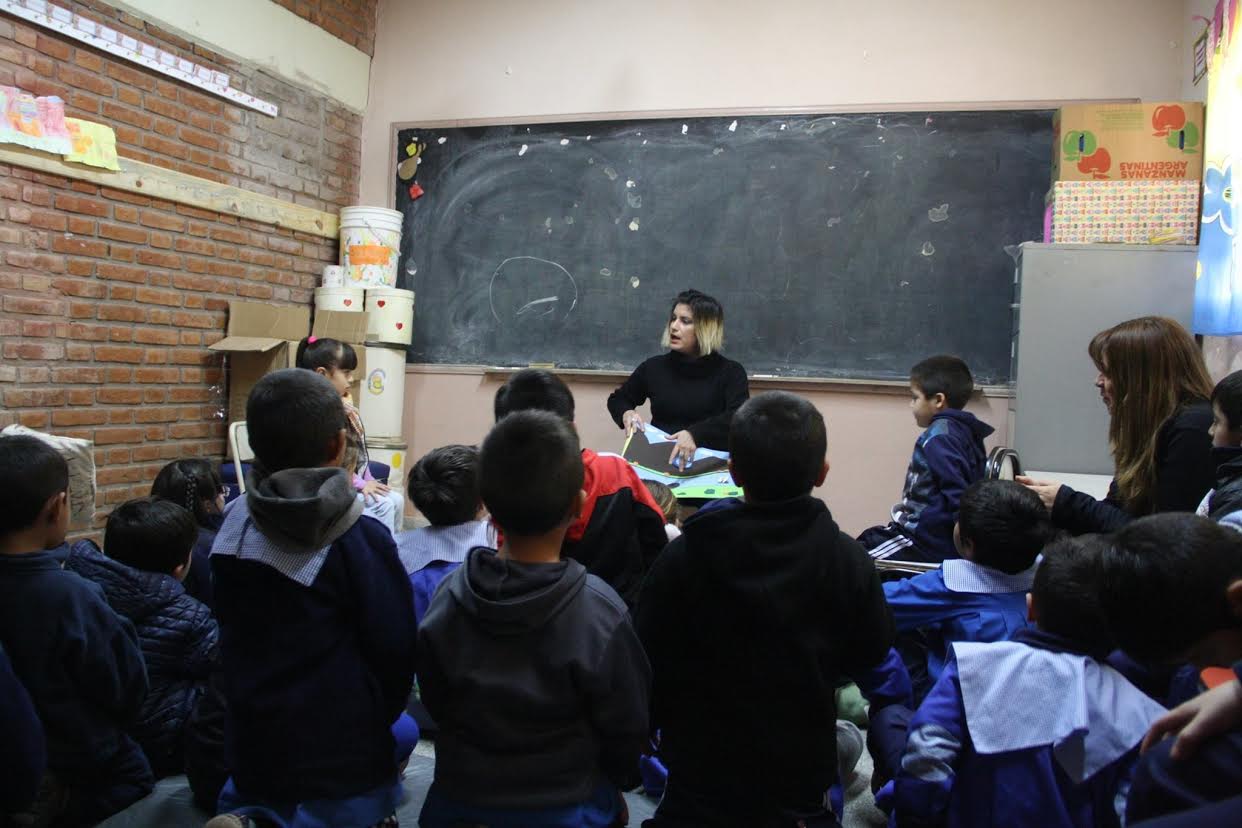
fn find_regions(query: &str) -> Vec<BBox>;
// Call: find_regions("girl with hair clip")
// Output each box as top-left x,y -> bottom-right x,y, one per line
295,336 -> 404,535
151,457 -> 226,608
1019,316 -> 1215,535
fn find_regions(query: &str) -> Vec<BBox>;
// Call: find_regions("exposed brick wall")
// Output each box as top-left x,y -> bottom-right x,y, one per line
0,0 -> 366,535
271,0 -> 377,56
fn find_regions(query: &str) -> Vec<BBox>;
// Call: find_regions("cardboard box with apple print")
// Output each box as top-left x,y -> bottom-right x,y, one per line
1053,102 -> 1204,183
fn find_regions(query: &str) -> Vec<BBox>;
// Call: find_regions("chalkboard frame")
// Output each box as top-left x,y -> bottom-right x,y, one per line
389,103 -> 1070,385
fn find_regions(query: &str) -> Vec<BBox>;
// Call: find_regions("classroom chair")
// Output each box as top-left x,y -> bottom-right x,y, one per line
985,447 -> 1022,481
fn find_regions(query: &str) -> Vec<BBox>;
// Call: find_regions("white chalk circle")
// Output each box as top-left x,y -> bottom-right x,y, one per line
489,257 -> 579,324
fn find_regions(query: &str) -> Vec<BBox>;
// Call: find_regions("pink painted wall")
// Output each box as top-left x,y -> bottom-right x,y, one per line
401,368 -> 1010,534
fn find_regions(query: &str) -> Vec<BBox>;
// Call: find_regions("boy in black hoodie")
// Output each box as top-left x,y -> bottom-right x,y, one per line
418,410 -> 651,828
0,435 -> 152,826
635,391 -> 895,827
206,370 -> 418,828
63,498 -> 218,777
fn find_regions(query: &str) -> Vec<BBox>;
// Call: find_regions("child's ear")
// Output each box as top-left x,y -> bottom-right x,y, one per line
932,392 -> 948,409
1227,578 -> 1242,620
570,489 -> 587,521
172,556 -> 190,583
315,366 -> 329,377
43,491 -> 66,526
1025,592 -> 1036,623
327,428 -> 348,468
813,458 -> 829,487
728,458 -> 743,488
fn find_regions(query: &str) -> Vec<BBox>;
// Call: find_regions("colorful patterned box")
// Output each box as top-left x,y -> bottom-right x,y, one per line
1046,180 -> 1201,244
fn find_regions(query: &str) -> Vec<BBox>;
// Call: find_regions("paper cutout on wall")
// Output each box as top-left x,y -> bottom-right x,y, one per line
0,86 -> 71,154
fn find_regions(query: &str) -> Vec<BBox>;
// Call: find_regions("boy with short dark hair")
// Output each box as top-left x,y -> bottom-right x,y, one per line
64,497 -> 218,776
636,391 -> 894,826
884,479 -> 1056,690
206,370 -> 417,828
398,444 -> 491,624
860,355 -> 994,563
418,410 -> 651,827
1198,369 -> 1242,520
494,368 -> 668,608
1093,513 -> 1242,823
889,536 -> 1166,827
0,435 -> 153,825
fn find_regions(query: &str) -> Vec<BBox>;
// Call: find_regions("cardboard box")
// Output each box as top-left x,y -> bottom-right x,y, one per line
209,301 -> 311,429
1046,180 -> 1200,245
311,309 -> 369,402
1053,102 -> 1204,182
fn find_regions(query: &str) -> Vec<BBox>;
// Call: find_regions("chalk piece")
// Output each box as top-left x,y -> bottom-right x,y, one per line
528,362 -> 555,369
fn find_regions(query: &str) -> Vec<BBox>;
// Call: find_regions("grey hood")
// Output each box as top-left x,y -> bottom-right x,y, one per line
245,466 -> 362,552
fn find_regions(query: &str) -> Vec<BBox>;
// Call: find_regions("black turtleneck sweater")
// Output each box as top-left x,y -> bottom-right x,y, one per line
606,351 -> 749,450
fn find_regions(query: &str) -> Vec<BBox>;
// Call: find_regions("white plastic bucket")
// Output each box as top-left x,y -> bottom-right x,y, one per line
365,287 -> 415,345
321,265 -> 344,288
314,286 -> 364,313
365,437 -> 407,486
340,206 -> 403,288
359,344 -> 407,439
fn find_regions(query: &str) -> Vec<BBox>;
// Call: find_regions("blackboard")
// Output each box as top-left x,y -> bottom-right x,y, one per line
394,110 -> 1052,383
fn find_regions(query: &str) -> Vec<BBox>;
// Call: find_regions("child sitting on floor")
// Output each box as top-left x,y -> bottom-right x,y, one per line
493,368 -> 668,609
887,535 -> 1166,827
397,443 -> 492,625
635,391 -> 895,827
64,498 -> 219,777
206,369 -> 417,828
868,479 -> 1056,788
643,479 -> 682,542
1198,369 -> 1242,521
418,410 -> 651,828
1093,513 -> 1242,824
151,458 -> 227,608
859,355 -> 994,563
0,435 -> 152,826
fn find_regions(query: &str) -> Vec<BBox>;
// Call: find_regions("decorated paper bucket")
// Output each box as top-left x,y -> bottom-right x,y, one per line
365,437 -> 407,486
340,206 -> 403,288
321,265 -> 344,288
365,287 -> 415,345
359,344 -> 407,439
313,286 -> 364,313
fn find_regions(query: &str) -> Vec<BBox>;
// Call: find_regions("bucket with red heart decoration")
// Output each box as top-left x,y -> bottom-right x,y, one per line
314,286 -> 365,313
364,287 -> 414,345
359,344 -> 407,439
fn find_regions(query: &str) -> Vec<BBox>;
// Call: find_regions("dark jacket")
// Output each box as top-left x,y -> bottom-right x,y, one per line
1053,401 -> 1214,535
607,351 -> 750,449
1205,446 -> 1242,521
182,517 -> 222,609
211,467 -> 417,802
0,641 -> 45,813
418,548 -> 651,809
0,552 -> 153,822
63,540 -> 218,776
564,449 -> 670,609
890,409 -> 994,561
634,496 -> 894,818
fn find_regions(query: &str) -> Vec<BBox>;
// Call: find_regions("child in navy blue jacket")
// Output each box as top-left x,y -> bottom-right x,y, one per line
868,480 -> 1057,788
397,444 -> 491,625
418,410 -> 651,828
886,535 -> 1166,828
0,642 -> 45,816
0,435 -> 153,825
64,497 -> 218,777
860,355 -> 994,563
636,392 -> 895,827
207,370 -> 418,828
1091,513 -> 1242,825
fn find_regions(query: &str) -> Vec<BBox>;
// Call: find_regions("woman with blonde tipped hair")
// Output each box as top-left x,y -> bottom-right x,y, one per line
1019,316 -> 1214,534
606,289 -> 749,468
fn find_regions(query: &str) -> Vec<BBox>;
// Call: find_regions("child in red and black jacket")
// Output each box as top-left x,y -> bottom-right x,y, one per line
494,369 -> 669,609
